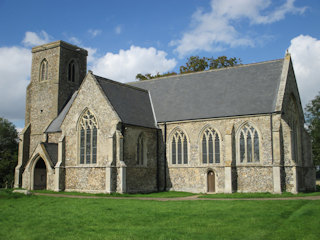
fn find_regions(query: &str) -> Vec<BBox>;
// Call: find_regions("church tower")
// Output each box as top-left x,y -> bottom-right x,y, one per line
25,41 -> 88,154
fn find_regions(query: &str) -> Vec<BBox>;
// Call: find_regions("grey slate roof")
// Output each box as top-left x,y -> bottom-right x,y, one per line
128,59 -> 284,123
94,75 -> 157,128
42,143 -> 58,166
46,91 -> 79,132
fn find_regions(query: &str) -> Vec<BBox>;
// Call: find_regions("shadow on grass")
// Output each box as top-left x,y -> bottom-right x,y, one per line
0,189 -> 31,199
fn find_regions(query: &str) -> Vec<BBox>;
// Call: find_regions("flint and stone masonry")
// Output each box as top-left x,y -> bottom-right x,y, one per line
14,41 -> 316,194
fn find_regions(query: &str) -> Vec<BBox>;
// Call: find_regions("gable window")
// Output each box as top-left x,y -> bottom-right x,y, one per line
40,59 -> 48,81
201,127 -> 220,164
171,129 -> 188,164
238,123 -> 260,163
137,134 -> 146,166
68,60 -> 76,82
79,109 -> 98,164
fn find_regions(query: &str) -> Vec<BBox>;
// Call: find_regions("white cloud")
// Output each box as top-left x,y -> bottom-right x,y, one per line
68,36 -> 82,45
115,25 -> 122,35
88,29 -> 102,38
85,47 -> 97,63
22,31 -> 51,47
171,0 -> 306,57
91,46 -> 177,82
0,46 -> 31,122
288,35 -> 320,108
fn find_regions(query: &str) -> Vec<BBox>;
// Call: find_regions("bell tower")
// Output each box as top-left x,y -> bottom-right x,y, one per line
25,41 -> 88,153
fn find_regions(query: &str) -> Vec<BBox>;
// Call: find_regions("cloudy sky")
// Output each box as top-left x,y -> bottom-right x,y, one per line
0,0 -> 320,130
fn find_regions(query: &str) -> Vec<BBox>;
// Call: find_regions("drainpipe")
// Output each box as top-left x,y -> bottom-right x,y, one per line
164,122 -> 167,191
156,129 -> 159,192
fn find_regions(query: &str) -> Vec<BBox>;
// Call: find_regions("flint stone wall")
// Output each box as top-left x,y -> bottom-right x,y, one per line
123,126 -> 158,193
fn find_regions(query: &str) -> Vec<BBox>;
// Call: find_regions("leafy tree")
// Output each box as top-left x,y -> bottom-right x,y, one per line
209,56 -> 241,69
136,56 -> 241,81
0,117 -> 18,188
305,93 -> 320,166
180,56 -> 208,73
136,72 -> 177,81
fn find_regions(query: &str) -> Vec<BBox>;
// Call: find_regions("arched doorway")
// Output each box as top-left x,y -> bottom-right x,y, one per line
207,171 -> 215,192
33,158 -> 47,190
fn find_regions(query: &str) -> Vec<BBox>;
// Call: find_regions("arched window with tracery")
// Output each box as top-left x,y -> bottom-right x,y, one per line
68,60 -> 76,82
201,127 -> 220,164
40,59 -> 48,81
79,109 -> 98,164
171,129 -> 188,164
238,123 -> 260,163
137,134 -> 145,165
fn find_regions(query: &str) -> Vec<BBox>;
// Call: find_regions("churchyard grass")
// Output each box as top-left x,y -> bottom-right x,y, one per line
31,189 -> 196,198
200,190 -> 320,198
1,190 -> 320,240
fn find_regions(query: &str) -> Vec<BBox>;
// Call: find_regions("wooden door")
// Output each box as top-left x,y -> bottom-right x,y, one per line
207,171 -> 215,192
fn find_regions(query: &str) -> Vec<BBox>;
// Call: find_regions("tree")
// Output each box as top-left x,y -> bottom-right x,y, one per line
180,56 -> 208,73
209,56 -> 241,69
305,93 -> 320,166
135,55 -> 241,81
179,55 -> 241,73
0,117 -> 18,188
135,72 -> 177,81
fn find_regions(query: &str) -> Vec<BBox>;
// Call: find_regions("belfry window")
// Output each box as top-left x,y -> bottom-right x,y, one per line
79,109 -> 98,164
40,59 -> 48,81
201,127 -> 220,164
238,123 -> 260,163
68,60 -> 76,82
171,129 -> 188,164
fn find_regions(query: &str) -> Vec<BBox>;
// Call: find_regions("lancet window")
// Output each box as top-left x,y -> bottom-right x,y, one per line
40,59 -> 48,81
137,134 -> 145,165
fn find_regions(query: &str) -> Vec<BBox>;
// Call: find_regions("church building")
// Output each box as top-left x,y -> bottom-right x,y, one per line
14,40 -> 316,194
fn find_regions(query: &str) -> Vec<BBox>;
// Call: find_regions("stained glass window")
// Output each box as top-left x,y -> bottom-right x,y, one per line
79,109 -> 98,164
239,123 -> 260,163
201,127 -> 220,164
171,129 -> 188,164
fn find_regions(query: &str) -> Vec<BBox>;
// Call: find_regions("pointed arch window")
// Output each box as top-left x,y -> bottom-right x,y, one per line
201,127 -> 220,164
68,60 -> 76,82
40,59 -> 48,81
79,109 -> 98,164
171,129 -> 188,165
289,96 -> 300,163
137,134 -> 146,166
238,123 -> 260,163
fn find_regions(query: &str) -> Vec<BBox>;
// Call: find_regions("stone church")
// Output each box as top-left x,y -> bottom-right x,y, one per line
14,40 -> 315,194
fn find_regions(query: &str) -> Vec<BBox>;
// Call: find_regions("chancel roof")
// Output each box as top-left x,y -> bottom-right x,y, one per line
128,59 -> 284,123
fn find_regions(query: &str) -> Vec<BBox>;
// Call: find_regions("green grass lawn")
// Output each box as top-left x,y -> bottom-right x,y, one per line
200,191 -> 320,198
31,190 -> 196,198
1,190 -> 320,240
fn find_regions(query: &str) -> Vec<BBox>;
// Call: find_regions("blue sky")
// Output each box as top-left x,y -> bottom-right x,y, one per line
0,0 -> 320,130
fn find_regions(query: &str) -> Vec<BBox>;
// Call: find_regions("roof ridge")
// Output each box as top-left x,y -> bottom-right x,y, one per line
128,58 -> 284,84
94,74 -> 149,93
